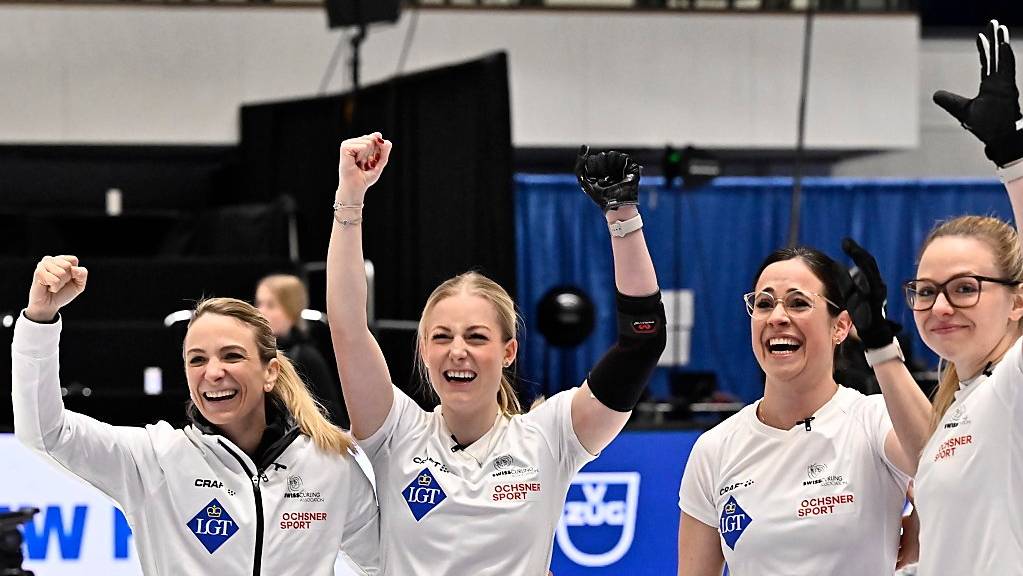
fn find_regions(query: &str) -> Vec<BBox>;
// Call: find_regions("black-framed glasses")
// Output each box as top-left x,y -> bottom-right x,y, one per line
743,290 -> 839,318
903,274 -> 1019,311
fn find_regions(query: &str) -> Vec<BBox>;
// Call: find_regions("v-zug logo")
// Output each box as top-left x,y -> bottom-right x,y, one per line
187,498 -> 238,554
556,472 -> 640,568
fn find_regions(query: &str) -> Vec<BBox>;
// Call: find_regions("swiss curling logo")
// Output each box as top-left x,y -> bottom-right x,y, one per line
719,495 -> 752,550
187,499 -> 238,553
556,472 -> 640,568
403,468 -> 447,521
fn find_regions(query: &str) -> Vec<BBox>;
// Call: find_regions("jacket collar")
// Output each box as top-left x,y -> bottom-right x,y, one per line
187,395 -> 301,471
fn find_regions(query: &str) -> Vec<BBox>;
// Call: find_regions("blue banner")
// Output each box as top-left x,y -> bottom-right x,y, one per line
552,430 -> 702,575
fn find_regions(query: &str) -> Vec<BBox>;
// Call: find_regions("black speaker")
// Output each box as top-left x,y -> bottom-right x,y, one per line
326,0 -> 401,29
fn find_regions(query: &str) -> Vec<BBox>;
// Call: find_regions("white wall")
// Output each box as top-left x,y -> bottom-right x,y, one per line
835,36 -> 1001,178
0,6 -> 918,149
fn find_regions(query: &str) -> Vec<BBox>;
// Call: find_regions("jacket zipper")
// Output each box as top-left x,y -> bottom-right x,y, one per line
219,440 -> 264,576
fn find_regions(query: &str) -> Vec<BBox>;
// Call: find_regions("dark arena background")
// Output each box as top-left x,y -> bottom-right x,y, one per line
1,0 -> 1016,574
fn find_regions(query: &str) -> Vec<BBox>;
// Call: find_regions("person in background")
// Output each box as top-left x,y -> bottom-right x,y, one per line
257,273 -> 347,428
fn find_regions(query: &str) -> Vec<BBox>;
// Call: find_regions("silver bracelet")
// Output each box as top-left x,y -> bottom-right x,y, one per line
332,200 -> 364,211
333,212 -> 363,228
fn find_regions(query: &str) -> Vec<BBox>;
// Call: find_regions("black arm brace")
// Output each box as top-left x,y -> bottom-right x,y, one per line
587,290 -> 667,412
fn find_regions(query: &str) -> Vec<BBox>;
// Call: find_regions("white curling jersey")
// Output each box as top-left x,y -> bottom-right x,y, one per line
359,385 -> 595,575
678,386 -> 910,576
915,337 -> 1023,575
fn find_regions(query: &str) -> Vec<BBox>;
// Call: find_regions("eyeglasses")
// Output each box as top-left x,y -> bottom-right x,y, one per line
743,290 -> 839,318
903,274 -> 1019,311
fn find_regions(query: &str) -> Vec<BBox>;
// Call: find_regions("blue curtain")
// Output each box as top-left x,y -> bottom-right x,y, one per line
515,174 -> 1011,404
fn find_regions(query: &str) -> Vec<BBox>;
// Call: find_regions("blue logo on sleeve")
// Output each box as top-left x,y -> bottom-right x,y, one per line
718,495 -> 752,550
187,499 -> 238,554
403,468 -> 447,521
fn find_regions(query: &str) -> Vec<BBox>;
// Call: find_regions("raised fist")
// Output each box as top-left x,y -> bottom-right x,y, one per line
574,146 -> 641,212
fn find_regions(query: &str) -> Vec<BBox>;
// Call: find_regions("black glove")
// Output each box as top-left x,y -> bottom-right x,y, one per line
841,238 -> 901,350
933,19 -> 1023,167
574,145 -> 641,212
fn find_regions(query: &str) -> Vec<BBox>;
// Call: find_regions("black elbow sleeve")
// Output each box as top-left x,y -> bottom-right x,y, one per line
587,290 -> 667,412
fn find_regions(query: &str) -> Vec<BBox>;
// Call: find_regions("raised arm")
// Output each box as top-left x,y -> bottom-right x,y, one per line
934,21 -> 1023,233
14,255 -> 153,505
840,239 -> 931,475
326,133 -> 394,440
570,147 -> 666,454
934,20 -> 1023,370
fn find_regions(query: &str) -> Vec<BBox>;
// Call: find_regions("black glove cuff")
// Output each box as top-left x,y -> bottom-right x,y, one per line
859,320 -> 896,351
984,130 -> 1023,166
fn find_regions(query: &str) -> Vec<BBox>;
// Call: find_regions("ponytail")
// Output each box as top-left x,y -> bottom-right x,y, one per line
272,351 -> 354,455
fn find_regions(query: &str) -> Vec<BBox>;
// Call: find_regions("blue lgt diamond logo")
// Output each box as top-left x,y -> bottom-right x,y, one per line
402,468 -> 446,521
187,498 -> 239,554
718,495 -> 752,550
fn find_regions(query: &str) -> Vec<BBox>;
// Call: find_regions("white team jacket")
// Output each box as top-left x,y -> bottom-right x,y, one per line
11,315 -> 380,576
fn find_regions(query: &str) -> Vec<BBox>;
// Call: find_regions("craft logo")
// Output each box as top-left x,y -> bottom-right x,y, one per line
284,475 -> 323,502
187,499 -> 238,554
719,478 -> 755,496
412,455 -> 453,475
718,495 -> 751,550
556,472 -> 640,568
403,468 -> 447,521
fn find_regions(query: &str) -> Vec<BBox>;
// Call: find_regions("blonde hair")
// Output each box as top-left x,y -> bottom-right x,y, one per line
920,216 -> 1023,432
188,297 -> 354,455
257,274 -> 309,333
415,272 -> 523,416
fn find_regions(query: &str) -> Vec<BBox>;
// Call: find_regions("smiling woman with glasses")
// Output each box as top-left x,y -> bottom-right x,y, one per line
677,245 -> 928,576
911,19 -> 1023,575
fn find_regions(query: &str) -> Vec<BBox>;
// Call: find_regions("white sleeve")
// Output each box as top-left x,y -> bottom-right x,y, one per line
357,384 -> 428,461
338,458 -> 381,575
677,433 -> 720,528
862,395 -> 912,490
992,336 -> 1023,419
521,388 -> 596,474
11,314 -> 161,510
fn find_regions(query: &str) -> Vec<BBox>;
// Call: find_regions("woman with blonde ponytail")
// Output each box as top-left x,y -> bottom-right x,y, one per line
327,135 -> 665,575
14,263 -> 379,575
913,19 -> 1023,575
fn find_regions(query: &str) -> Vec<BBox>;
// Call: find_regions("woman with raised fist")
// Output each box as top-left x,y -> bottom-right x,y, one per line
13,255 -> 379,575
326,133 -> 665,575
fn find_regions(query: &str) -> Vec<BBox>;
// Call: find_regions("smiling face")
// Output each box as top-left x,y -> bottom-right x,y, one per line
420,291 -> 517,416
751,258 -> 850,387
913,236 -> 1023,371
184,313 -> 279,437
